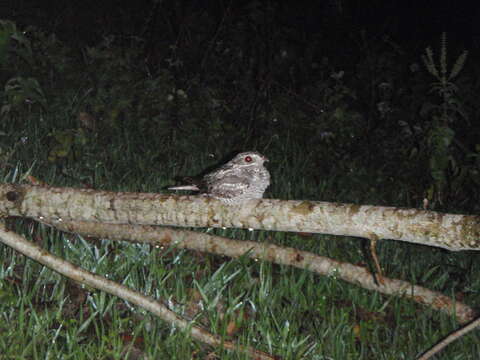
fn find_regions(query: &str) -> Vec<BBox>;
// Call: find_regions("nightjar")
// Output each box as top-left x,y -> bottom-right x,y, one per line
168,151 -> 270,204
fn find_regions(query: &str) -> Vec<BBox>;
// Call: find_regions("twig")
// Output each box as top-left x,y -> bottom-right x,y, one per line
368,233 -> 385,285
416,316 -> 480,360
0,222 -> 278,360
46,219 -> 477,324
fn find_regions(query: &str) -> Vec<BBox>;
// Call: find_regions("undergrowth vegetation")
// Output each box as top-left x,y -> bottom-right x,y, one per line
0,2 -> 479,358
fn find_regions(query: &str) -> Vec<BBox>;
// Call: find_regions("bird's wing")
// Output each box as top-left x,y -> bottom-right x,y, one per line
203,164 -> 235,182
168,185 -> 200,191
207,175 -> 250,199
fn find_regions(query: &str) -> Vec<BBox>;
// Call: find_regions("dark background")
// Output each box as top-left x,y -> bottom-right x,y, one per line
1,0 -> 479,213
3,1 -> 479,51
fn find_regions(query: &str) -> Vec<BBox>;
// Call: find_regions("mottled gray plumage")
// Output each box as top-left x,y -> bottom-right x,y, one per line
169,151 -> 270,204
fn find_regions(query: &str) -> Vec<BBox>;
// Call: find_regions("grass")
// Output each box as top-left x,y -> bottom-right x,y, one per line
0,21 -> 479,359
0,151 -> 479,359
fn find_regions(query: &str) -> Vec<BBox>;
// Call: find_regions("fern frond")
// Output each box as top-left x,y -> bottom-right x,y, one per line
440,32 -> 447,78
449,50 -> 468,80
422,47 -> 439,79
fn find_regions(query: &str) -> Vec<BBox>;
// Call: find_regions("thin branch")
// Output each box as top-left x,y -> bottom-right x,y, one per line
47,219 -> 477,324
416,316 -> 480,360
0,222 -> 278,360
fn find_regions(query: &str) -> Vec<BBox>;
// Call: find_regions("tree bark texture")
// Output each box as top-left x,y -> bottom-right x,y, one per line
0,184 -> 478,251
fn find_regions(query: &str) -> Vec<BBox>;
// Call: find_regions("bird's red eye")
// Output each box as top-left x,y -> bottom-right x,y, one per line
244,156 -> 252,162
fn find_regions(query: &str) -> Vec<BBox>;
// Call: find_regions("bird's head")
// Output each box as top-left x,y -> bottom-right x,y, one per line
231,151 -> 268,167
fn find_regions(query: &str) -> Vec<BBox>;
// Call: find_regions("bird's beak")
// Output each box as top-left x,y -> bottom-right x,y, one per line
263,156 -> 269,162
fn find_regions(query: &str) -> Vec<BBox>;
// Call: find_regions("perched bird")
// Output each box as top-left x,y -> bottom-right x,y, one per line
169,151 -> 270,204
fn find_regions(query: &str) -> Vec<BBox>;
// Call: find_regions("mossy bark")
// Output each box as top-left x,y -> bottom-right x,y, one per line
0,184 -> 478,251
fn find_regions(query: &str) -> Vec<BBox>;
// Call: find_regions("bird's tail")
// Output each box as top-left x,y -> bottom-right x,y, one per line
168,185 -> 200,191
